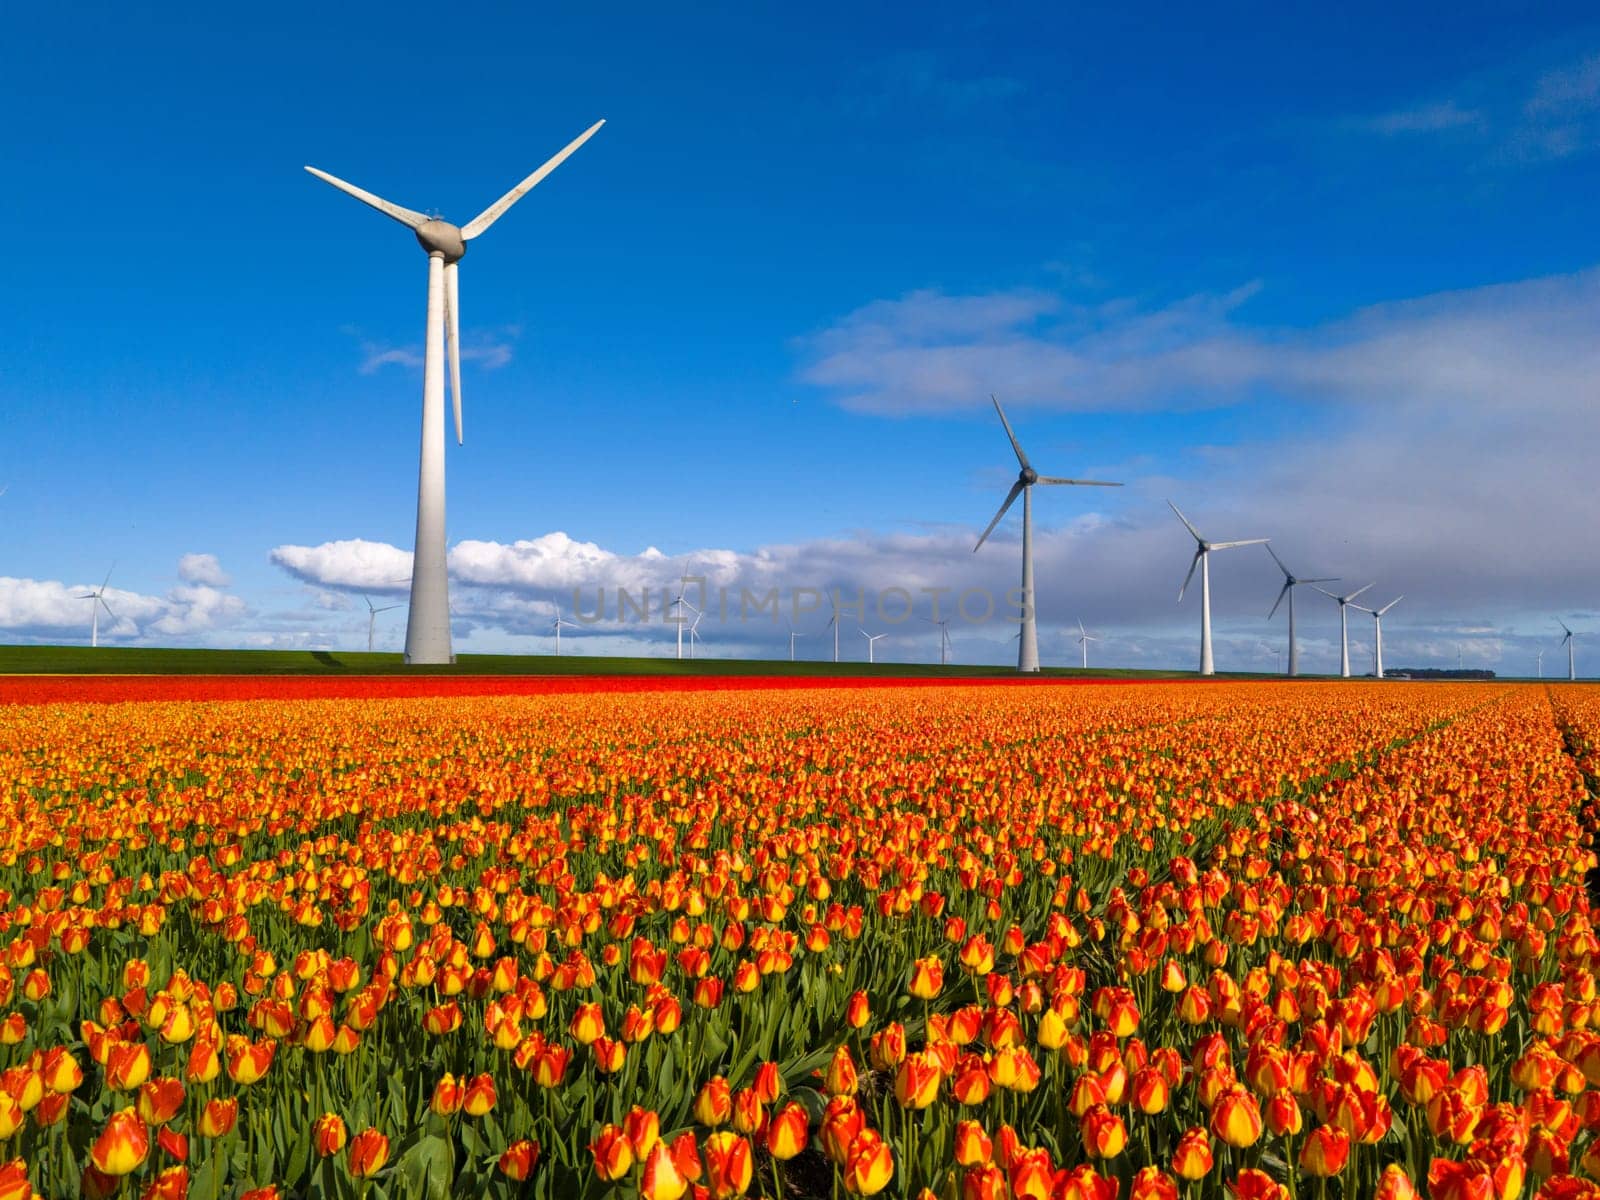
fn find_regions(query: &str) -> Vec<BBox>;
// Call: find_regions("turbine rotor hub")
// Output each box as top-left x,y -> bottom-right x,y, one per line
415,219 -> 467,263
1020,467 -> 1037,485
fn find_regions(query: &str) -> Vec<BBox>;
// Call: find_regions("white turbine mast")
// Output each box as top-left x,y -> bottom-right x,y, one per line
922,617 -> 952,666
688,610 -> 705,660
551,603 -> 578,657
824,593 -> 842,663
975,396 -> 1121,674
785,620 -> 807,662
1349,594 -> 1403,679
1536,648 -> 1545,679
1169,503 -> 1267,676
1264,544 -> 1336,677
76,564 -> 117,648
1312,582 -> 1375,678
306,119 -> 605,665
669,572 -> 701,660
361,593 -> 403,654
1075,618 -> 1100,670
860,628 -> 887,664
1559,620 -> 1577,681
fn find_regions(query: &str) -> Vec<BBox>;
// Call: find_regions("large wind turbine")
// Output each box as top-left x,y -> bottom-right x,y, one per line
923,617 -> 952,666
1559,621 -> 1577,680
669,574 -> 700,661
1313,583 -> 1374,678
361,594 -> 402,654
1350,595 -> 1403,679
975,396 -> 1121,673
76,566 -> 116,648
551,605 -> 578,656
306,120 -> 605,665
1264,545 -> 1336,677
1169,504 -> 1267,676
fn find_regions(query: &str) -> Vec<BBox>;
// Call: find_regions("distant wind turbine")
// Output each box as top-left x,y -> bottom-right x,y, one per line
1559,620 -> 1577,681
1075,619 -> 1100,670
669,574 -> 700,660
1350,595 -> 1403,679
923,617 -> 952,666
1169,503 -> 1267,675
785,621 -> 807,662
305,119 -> 606,665
688,610 -> 705,660
1313,583 -> 1375,678
1264,545 -> 1336,677
975,396 -> 1121,673
1536,648 -> 1545,679
825,594 -> 842,664
860,629 -> 887,664
76,565 -> 117,648
361,594 -> 402,654
551,604 -> 578,656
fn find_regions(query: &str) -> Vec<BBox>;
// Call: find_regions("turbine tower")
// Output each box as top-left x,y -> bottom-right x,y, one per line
975,396 -> 1121,673
1559,621 -> 1577,680
1313,583 -> 1374,678
923,617 -> 952,666
1536,648 -> 1545,679
1075,619 -> 1100,669
669,574 -> 700,660
1169,503 -> 1267,676
785,621 -> 806,662
825,594 -> 843,663
1264,545 -> 1336,677
860,629 -> 887,664
1350,595 -> 1403,679
306,120 -> 605,665
551,605 -> 577,656
76,565 -> 116,648
361,594 -> 402,654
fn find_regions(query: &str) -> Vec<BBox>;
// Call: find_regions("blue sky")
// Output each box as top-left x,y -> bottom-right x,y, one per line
3,2 -> 1598,671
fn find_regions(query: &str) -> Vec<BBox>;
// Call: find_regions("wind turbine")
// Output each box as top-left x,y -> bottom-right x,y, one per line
1169,503 -> 1267,675
1559,621 -> 1577,680
860,629 -> 887,664
361,594 -> 402,654
974,396 -> 1121,673
551,604 -> 578,656
785,622 -> 806,662
76,565 -> 116,648
923,617 -> 952,666
824,594 -> 843,664
1264,545 -> 1336,677
1312,583 -> 1374,678
669,574 -> 700,660
1350,595 -> 1402,679
688,610 -> 705,660
1536,648 -> 1545,679
1075,619 -> 1100,670
306,119 -> 606,665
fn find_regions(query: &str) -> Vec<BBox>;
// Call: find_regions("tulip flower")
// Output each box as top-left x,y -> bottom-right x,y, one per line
348,1127 -> 389,1179
314,1113 -> 347,1156
909,955 -> 943,999
1211,1086 -> 1264,1148
90,1108 -> 150,1176
624,1106 -> 661,1158
702,1130 -> 753,1198
640,1141 -> 689,1200
498,1139 -> 539,1182
842,1129 -> 893,1196
1081,1104 -> 1128,1159
1171,1127 -> 1213,1180
590,1124 -> 635,1181
1299,1124 -> 1350,1177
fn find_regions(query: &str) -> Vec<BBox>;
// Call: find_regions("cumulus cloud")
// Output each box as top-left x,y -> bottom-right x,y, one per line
177,553 -> 231,587
270,539 -> 414,591
0,557 -> 248,644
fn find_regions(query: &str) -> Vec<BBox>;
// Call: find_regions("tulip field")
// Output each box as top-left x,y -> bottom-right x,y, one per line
3,677 -> 1600,1200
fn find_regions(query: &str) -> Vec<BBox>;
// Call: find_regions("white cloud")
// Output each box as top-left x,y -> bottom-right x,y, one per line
1365,100 -> 1484,136
353,329 -> 518,375
0,571 -> 247,643
177,552 -> 231,587
269,539 -> 414,590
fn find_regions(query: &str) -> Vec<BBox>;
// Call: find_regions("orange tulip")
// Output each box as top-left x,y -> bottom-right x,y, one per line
498,1139 -> 539,1182
694,1076 -> 733,1127
135,1077 -> 185,1125
702,1130 -> 753,1198
954,1119 -> 992,1166
1211,1087 -> 1264,1148
348,1127 -> 389,1178
462,1073 -> 496,1116
1299,1125 -> 1350,1177
843,1128 -> 894,1196
314,1113 -> 347,1156
1171,1127 -> 1213,1180
1081,1104 -> 1127,1159
640,1141 -> 688,1200
90,1107 -> 150,1176
590,1124 -> 635,1181
893,1051 -> 941,1109
198,1097 -> 237,1138
624,1106 -> 661,1158
105,1041 -> 153,1092
909,956 -> 944,999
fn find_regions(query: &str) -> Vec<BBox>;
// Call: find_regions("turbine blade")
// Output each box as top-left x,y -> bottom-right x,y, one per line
99,598 -> 117,620
1035,476 -> 1123,486
460,119 -> 606,240
1264,542 -> 1290,577
304,166 -> 429,229
1345,582 -> 1374,602
1312,585 -> 1339,600
974,481 -> 1025,551
1077,618 -> 1086,636
102,563 -> 115,591
1178,549 -> 1201,601
1302,577 -> 1339,584
1267,580 -> 1291,620
1167,500 -> 1203,542
444,262 -> 463,444
1210,538 -> 1269,550
1378,595 -> 1404,616
991,395 -> 1031,471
